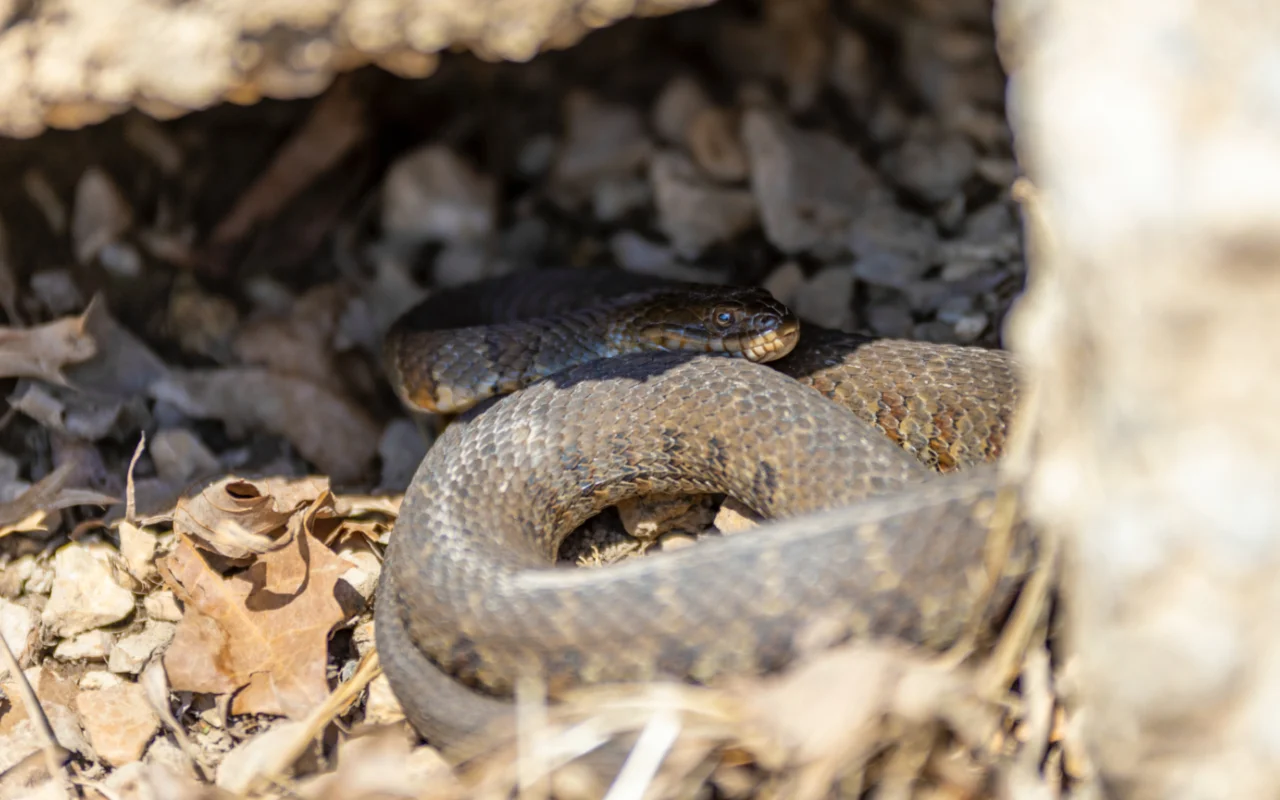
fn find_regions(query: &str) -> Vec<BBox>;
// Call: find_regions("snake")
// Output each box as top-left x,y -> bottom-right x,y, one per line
375,268 -> 1034,754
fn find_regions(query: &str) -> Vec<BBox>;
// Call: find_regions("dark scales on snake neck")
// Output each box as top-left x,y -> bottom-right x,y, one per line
375,268 -> 1034,755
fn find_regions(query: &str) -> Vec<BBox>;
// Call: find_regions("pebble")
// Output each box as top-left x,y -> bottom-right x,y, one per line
652,75 -> 712,145
761,261 -> 805,306
143,590 -> 183,623
650,151 -> 757,258
883,119 -> 976,204
592,176 -> 651,222
743,109 -> 884,257
849,205 -> 938,288
867,303 -> 915,339
551,91 -> 652,206
75,682 -> 161,766
54,630 -> 115,661
108,621 -> 176,674
791,266 -> 856,330
0,599 -> 36,669
381,144 -> 495,245
42,542 -> 136,637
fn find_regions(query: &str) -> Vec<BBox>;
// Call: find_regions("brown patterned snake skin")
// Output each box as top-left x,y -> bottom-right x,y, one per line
376,268 -> 1034,754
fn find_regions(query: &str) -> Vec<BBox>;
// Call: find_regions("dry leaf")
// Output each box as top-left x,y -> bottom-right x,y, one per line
233,284 -> 347,386
72,167 -> 133,265
63,294 -> 170,397
149,369 -> 379,484
170,475 -> 334,559
0,311 -> 96,385
158,532 -> 348,719
0,463 -> 117,537
210,78 -> 368,247
0,216 -> 20,325
0,511 -> 49,539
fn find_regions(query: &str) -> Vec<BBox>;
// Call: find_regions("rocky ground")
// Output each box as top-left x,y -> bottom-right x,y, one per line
0,1 -> 1071,798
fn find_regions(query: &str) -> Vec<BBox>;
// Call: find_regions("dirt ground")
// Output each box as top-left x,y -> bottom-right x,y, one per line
0,1 -> 1072,798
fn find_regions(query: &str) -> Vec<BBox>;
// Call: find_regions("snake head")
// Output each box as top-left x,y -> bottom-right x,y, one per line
632,286 -> 801,362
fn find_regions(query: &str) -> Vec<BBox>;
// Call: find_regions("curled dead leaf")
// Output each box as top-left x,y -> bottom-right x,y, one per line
0,309 -> 96,385
0,462 -> 117,538
171,475 -> 334,560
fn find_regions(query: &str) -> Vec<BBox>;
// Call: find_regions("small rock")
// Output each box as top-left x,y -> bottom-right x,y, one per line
352,619 -> 376,657
914,320 -> 959,344
0,555 -> 36,598
761,261 -> 805,307
71,167 -> 133,266
743,110 -> 885,257
977,156 -> 1018,187
936,194 -> 968,232
79,670 -> 125,690
687,108 -> 749,183
617,493 -> 716,543
432,241 -> 510,289
652,75 -> 712,145
364,673 -> 407,726
791,266 -> 856,331
592,176 -> 651,222
902,22 -> 1003,122
21,559 -> 53,596
714,499 -> 760,534
551,91 -> 652,206
940,260 -> 989,282
150,428 -> 220,483
99,242 -> 144,278
936,295 -> 975,323
143,735 -> 201,781
29,268 -> 84,317
0,701 -> 93,773
75,682 -> 161,767
651,151 -> 757,259
953,312 -> 990,343
902,280 -> 950,314
143,590 -> 183,623
118,521 -> 158,584
337,547 -> 381,603
54,630 -> 115,661
108,621 -> 176,674
42,542 -> 136,637
658,533 -> 698,552
0,599 -> 36,669
883,120 -> 976,204
381,145 -> 495,245
515,134 -> 556,178
866,303 -> 915,339
849,205 -> 938,289
610,231 -> 676,275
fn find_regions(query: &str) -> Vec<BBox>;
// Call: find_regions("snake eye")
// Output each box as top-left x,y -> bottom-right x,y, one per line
714,310 -> 735,327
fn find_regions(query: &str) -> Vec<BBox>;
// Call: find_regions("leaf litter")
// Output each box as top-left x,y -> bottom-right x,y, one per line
0,2 -> 1075,798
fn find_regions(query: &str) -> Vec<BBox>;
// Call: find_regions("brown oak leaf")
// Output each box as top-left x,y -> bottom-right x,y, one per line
168,475 -> 335,559
158,529 -> 349,719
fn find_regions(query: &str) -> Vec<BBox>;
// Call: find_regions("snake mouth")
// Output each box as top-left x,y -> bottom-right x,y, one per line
644,315 -> 801,363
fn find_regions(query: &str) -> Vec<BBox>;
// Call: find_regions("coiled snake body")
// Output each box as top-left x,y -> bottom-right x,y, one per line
376,269 -> 1033,752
